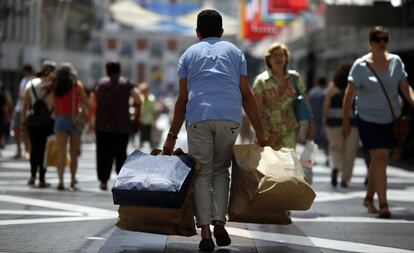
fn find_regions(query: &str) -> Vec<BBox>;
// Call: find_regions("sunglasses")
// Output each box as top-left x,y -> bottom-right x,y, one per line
371,36 -> 389,43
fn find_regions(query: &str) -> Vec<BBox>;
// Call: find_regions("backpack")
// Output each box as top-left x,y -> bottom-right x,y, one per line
26,83 -> 53,127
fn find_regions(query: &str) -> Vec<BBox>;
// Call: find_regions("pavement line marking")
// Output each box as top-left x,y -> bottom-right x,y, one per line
0,216 -> 116,226
227,227 -> 414,253
86,237 -> 105,240
313,177 -> 414,184
0,194 -> 117,216
314,190 -> 414,203
0,210 -> 82,216
291,216 -> 414,224
0,186 -> 113,194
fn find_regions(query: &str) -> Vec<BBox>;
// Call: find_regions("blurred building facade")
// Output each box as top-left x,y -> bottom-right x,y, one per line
0,0 -> 95,98
91,0 -> 238,96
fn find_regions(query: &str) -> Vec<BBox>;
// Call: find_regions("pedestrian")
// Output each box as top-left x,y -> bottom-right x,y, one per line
343,26 -> 414,218
309,77 -> 329,162
21,61 -> 56,188
252,42 -> 313,150
323,64 -> 358,187
95,61 -> 141,191
162,9 -> 267,251
0,80 -> 13,149
138,82 -> 156,149
53,63 -> 89,191
12,64 -> 34,160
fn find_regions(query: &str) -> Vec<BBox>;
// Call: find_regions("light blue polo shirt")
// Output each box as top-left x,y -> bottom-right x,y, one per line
178,37 -> 247,125
348,54 -> 407,124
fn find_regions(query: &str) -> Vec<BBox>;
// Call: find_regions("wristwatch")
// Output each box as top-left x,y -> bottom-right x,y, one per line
167,132 -> 178,140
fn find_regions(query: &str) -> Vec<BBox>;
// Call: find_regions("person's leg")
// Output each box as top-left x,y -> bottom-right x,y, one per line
55,132 -> 69,190
69,133 -> 81,188
211,121 -> 239,222
341,127 -> 359,185
37,126 -> 51,186
23,125 -> 31,158
211,120 -> 239,246
12,112 -> 22,158
187,121 -> 215,245
114,133 -> 129,174
369,148 -> 390,217
326,127 -> 343,187
14,127 -> 22,158
96,131 -> 113,190
27,127 -> 39,185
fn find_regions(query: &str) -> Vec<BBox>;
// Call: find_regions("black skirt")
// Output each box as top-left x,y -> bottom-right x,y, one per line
357,116 -> 397,150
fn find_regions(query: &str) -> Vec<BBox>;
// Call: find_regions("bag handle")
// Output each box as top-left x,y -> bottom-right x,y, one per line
364,60 -> 396,121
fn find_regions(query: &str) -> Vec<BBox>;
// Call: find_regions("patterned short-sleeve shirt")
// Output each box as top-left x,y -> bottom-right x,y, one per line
252,70 -> 306,148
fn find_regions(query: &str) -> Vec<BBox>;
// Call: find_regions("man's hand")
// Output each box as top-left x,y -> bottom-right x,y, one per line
162,133 -> 177,155
256,133 -> 269,147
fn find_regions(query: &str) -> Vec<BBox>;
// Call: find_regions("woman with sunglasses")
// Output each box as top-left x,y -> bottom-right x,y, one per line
343,26 -> 414,218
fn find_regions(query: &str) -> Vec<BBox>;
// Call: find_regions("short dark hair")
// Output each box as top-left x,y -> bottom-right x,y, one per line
369,26 -> 389,41
197,9 -> 222,39
22,64 -> 33,74
317,77 -> 327,88
105,61 -> 121,75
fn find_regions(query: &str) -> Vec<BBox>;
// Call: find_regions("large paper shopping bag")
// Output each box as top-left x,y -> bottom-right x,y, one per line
228,144 -> 316,224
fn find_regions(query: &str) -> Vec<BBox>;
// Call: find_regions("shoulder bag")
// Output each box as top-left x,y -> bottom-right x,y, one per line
289,71 -> 312,122
364,60 -> 409,141
72,82 -> 87,131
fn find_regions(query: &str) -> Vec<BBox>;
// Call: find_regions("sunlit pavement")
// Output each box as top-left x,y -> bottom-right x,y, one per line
0,117 -> 413,253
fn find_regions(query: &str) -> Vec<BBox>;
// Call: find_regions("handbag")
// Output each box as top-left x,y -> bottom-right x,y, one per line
290,71 -> 312,121
72,83 -> 87,131
43,136 -> 70,167
365,60 -> 409,140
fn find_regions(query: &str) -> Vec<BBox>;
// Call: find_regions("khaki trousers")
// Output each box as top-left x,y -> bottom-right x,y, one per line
187,120 -> 240,227
326,126 -> 359,183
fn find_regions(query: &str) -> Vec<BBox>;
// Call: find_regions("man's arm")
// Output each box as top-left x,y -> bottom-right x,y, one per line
162,78 -> 188,155
21,89 -> 31,126
131,87 -> 142,127
240,75 -> 267,146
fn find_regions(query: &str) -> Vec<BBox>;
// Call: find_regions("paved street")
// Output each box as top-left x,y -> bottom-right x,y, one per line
0,126 -> 414,252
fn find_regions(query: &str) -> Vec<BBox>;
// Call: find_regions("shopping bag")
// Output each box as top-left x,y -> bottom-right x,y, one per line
115,148 -> 198,236
299,140 -> 318,185
112,149 -> 195,208
43,136 -> 70,167
229,144 -> 316,213
228,158 -> 292,224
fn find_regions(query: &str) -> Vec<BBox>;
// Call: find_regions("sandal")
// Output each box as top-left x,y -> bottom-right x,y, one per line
199,238 -> 215,251
363,197 -> 379,214
213,225 -> 231,246
378,203 -> 391,219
